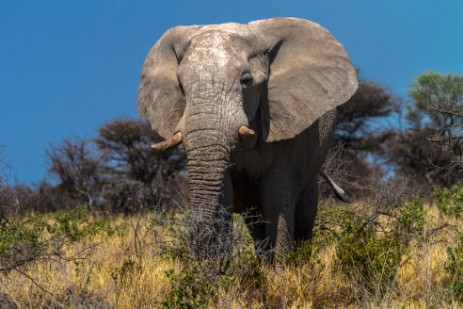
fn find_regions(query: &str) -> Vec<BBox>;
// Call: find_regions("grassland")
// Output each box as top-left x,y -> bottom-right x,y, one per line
1,186 -> 463,308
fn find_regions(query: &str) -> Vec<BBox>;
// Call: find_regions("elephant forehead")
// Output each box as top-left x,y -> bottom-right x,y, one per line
186,32 -> 246,69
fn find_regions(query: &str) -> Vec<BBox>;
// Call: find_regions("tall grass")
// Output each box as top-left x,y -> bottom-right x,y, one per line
1,185 -> 463,308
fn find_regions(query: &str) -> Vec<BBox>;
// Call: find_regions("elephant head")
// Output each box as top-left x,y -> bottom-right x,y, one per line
138,18 -> 357,258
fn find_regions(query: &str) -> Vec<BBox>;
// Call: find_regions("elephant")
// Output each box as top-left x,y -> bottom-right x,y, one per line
137,17 -> 358,262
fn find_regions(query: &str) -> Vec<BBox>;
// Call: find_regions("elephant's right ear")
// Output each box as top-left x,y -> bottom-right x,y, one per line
137,26 -> 201,139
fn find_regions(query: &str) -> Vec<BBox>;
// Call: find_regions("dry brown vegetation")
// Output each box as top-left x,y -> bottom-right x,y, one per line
1,189 -> 463,308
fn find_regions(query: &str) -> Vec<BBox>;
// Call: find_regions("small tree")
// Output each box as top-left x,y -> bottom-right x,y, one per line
46,137 -> 104,208
336,79 -> 399,153
421,73 -> 463,169
95,118 -> 186,184
95,118 -> 187,213
385,72 -> 463,194
386,127 -> 456,193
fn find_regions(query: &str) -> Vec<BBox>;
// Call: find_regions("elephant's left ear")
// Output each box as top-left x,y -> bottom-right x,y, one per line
250,18 -> 358,142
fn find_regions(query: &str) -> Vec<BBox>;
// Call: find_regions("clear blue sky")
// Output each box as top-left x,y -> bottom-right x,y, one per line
1,0 -> 462,184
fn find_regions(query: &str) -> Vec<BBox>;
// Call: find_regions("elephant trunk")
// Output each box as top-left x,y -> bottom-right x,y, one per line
183,100 -> 236,260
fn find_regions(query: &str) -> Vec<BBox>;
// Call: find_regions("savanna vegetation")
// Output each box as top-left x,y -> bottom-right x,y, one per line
1,72 -> 463,308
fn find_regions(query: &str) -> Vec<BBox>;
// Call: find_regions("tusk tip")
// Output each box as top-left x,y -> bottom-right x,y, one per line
151,132 -> 182,151
238,126 -> 256,136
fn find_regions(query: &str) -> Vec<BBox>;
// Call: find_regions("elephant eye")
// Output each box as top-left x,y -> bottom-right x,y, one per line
240,73 -> 253,88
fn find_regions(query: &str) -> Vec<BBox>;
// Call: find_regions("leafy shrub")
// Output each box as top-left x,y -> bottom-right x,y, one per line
0,215 -> 53,274
445,233 -> 463,302
161,262 -> 221,309
332,197 -> 425,296
435,183 -> 463,219
283,238 -> 324,268
395,198 -> 425,242
160,214 -> 267,308
335,222 -> 404,296
48,206 -> 128,242
161,251 -> 266,309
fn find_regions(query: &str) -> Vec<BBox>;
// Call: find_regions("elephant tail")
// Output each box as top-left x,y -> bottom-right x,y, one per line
318,170 -> 351,203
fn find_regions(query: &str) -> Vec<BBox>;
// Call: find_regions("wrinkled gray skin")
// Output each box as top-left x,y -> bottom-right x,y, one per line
138,18 -> 358,262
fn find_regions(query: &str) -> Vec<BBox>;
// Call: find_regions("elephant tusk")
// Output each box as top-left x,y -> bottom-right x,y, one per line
238,126 -> 257,149
151,132 -> 182,151
238,126 -> 256,137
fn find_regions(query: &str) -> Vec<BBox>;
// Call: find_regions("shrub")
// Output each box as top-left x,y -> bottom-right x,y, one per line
161,262 -> 222,309
48,206 -> 128,242
160,213 -> 267,308
335,221 -> 404,296
435,183 -> 463,219
332,196 -> 425,297
0,218 -> 46,271
283,237 -> 325,269
445,232 -> 463,302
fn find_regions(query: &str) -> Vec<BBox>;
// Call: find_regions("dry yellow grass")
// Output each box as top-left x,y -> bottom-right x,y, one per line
0,215 -> 181,308
1,202 -> 462,308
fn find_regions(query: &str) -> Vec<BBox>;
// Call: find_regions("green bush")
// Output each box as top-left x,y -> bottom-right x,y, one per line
445,233 -> 463,302
48,206 -> 128,242
161,262 -> 221,309
0,216 -> 46,271
395,198 -> 426,243
161,253 -> 265,309
282,237 -> 323,267
435,183 -> 463,219
335,224 -> 404,295
332,197 -> 425,296
1,209 -> 129,273
160,214 -> 266,308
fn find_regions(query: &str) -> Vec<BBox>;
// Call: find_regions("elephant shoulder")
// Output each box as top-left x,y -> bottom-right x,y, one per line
319,108 -> 337,143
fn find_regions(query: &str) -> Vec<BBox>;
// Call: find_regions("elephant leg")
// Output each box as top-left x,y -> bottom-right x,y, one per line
259,177 -> 297,263
242,207 -> 271,261
295,176 -> 319,242
232,179 -> 270,260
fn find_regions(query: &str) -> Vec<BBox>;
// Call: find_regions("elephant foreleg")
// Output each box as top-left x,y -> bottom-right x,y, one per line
259,177 -> 297,263
295,177 -> 319,242
233,180 -> 270,261
242,207 -> 271,261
